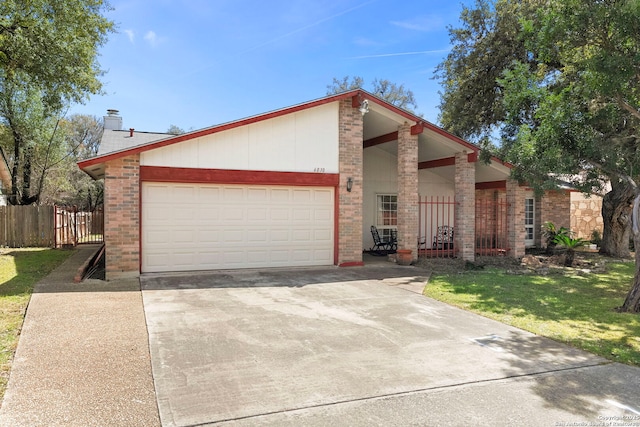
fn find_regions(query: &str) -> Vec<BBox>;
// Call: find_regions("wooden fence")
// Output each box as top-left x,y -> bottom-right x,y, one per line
0,205 -> 56,247
0,205 -> 104,248
55,206 -> 104,247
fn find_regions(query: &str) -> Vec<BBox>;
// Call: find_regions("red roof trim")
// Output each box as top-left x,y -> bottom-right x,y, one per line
363,131 -> 398,148
418,157 -> 456,169
140,166 -> 340,187
418,153 -> 478,169
80,90 -> 362,169
79,89 -> 484,169
476,180 -> 507,190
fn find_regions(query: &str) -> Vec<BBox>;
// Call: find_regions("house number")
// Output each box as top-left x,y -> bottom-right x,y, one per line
314,167 -> 325,173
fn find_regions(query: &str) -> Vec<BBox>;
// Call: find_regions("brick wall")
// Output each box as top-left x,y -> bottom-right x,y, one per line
338,99 -> 363,265
454,152 -> 475,261
104,154 -> 140,278
506,179 -> 525,258
397,122 -> 418,256
538,190 -> 571,248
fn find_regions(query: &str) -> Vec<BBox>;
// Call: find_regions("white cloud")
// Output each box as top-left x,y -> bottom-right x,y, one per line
391,15 -> 444,32
124,29 -> 135,43
350,49 -> 450,59
144,30 -> 160,47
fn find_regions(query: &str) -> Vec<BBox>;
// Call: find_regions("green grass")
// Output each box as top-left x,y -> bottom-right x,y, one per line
0,248 -> 74,398
424,261 -> 640,366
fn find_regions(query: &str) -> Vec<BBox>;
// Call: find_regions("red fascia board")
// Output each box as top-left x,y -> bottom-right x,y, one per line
140,166 -> 340,187
363,95 -> 480,154
418,153 -> 478,169
411,122 -> 424,135
79,88 -> 486,169
80,91 -> 363,169
418,157 -> 455,169
476,180 -> 507,190
363,131 -> 398,148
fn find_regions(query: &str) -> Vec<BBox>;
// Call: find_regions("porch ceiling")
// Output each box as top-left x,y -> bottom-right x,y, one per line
362,110 -> 511,184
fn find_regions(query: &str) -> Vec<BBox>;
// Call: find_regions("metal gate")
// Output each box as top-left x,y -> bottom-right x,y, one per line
417,195 -> 510,258
418,195 -> 457,258
475,198 -> 509,256
55,206 -> 104,248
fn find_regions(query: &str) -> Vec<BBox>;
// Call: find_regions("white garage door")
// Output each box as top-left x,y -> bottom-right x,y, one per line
141,182 -> 335,273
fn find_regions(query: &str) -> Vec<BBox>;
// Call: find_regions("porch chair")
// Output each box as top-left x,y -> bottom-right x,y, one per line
370,226 -> 396,255
432,226 -> 454,250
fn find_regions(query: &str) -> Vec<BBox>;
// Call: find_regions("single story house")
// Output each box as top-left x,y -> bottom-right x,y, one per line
78,90 -> 572,279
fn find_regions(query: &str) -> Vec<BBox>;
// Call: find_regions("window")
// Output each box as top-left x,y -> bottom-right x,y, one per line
525,198 -> 535,246
377,194 -> 397,240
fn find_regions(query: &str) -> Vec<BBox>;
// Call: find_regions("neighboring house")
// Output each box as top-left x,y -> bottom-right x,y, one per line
0,150 -> 11,206
78,90 -> 571,279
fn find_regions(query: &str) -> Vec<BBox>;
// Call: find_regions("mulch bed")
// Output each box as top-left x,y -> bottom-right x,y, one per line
416,249 -> 633,276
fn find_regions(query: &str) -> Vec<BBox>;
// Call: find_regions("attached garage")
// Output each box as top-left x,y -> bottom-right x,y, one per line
141,182 -> 335,273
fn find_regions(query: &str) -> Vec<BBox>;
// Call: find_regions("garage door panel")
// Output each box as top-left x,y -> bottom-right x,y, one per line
292,230 -> 311,241
314,229 -> 332,241
292,209 -> 311,221
223,187 -> 245,201
142,183 -> 334,273
270,189 -> 290,201
246,230 -> 268,243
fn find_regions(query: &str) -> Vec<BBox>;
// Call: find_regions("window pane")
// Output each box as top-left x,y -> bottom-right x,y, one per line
376,194 -> 398,229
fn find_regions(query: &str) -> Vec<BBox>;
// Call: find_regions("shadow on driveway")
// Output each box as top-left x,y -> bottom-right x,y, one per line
140,265 -> 640,427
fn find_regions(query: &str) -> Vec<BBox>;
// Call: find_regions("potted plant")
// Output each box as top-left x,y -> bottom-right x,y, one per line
396,249 -> 413,265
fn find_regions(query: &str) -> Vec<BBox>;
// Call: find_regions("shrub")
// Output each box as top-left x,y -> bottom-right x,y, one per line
541,221 -> 570,254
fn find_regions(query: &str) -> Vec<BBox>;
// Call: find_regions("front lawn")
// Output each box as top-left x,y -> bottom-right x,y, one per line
423,259 -> 640,366
0,248 -> 74,398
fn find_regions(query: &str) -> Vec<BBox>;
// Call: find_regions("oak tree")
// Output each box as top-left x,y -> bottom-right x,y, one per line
0,0 -> 114,204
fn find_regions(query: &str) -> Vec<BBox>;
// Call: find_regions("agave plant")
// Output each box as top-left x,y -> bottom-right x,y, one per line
541,221 -> 570,254
554,234 -> 587,267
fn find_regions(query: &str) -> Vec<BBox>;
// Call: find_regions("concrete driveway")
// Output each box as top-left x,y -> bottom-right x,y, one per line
141,265 -> 640,426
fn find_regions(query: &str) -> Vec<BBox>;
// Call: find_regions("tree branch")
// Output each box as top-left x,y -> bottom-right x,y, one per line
616,95 -> 640,121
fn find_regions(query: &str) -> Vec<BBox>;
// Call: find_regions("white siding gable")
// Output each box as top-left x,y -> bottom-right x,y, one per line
141,103 -> 339,173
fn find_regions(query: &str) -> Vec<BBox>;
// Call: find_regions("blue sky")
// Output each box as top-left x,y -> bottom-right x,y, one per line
69,0 -> 472,133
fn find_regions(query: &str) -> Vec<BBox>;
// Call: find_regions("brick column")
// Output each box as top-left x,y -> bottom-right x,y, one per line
506,179 -> 526,258
397,122 -> 418,258
454,152 -> 475,262
338,99 -> 363,266
104,154 -> 140,279
538,190 -> 571,250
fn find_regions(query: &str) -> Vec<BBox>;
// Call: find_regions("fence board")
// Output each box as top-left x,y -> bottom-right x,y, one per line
0,205 -> 55,247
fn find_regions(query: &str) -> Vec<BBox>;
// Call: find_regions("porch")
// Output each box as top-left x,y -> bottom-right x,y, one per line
366,192 -> 512,259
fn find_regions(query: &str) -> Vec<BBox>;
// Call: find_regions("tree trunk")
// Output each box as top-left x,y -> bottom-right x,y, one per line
619,226 -> 640,313
600,180 -> 633,258
8,127 -> 21,205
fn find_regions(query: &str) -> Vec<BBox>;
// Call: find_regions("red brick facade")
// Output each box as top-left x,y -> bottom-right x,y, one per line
397,123 -> 418,257
506,179 -> 526,257
104,155 -> 140,278
455,152 -> 475,261
537,190 -> 571,248
338,99 -> 363,266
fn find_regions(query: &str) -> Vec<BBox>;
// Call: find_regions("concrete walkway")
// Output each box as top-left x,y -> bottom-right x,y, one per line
0,245 -> 160,427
